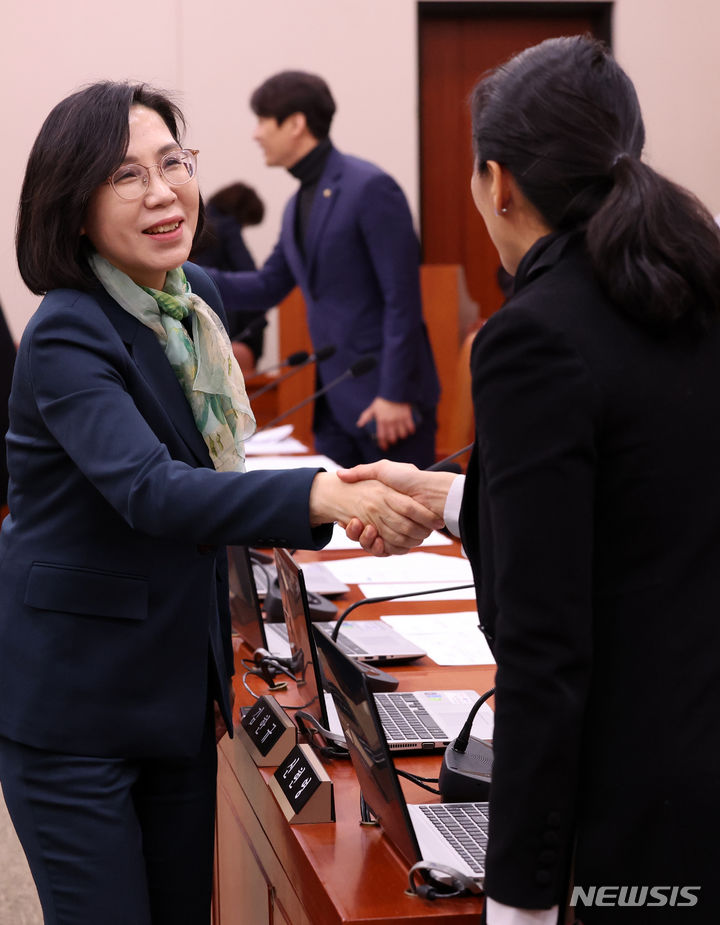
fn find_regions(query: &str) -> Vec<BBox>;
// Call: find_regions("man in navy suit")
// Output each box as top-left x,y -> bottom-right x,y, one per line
206,71 -> 440,468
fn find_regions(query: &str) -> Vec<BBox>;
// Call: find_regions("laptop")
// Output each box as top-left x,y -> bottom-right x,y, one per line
269,610 -> 427,665
313,619 -> 426,664
274,548 -> 493,752
231,545 -> 425,664
314,627 -> 488,887
252,557 -> 351,599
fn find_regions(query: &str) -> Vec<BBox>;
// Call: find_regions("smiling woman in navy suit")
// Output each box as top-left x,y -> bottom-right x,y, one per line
342,36 -> 720,924
0,82 -> 440,925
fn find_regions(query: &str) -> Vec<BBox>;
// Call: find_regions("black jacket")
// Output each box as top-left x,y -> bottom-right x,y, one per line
461,232 -> 720,921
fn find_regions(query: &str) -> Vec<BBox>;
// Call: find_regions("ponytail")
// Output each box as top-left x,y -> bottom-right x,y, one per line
588,156 -> 720,332
471,35 -> 720,334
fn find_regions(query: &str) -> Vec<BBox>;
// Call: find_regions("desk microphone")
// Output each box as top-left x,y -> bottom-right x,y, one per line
248,344 -> 336,401
255,355 -> 377,433
439,686 -> 495,802
244,349 -> 310,384
230,314 -> 268,346
328,583 -> 475,693
425,443 -> 474,472
330,583 -> 475,642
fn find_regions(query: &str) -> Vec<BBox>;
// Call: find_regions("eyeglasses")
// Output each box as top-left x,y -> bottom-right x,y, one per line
107,148 -> 199,200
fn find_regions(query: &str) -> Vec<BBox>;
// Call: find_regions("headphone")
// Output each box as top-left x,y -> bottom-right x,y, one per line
406,861 -> 482,901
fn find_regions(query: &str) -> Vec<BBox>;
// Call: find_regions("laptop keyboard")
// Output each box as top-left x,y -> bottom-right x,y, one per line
375,692 -> 446,741
276,622 -> 366,656
335,631 -> 366,656
419,803 -> 489,873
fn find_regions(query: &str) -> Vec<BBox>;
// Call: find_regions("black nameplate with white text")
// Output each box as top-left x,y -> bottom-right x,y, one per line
274,744 -> 322,813
240,696 -> 286,757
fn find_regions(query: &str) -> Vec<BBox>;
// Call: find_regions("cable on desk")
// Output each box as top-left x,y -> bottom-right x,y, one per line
241,670 -> 288,699
406,860 -> 482,900
295,710 -> 349,759
396,768 -> 441,796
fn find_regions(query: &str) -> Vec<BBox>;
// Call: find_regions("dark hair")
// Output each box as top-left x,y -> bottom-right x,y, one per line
250,71 -> 336,140
207,182 -> 264,227
470,35 -> 720,331
17,81 -> 205,295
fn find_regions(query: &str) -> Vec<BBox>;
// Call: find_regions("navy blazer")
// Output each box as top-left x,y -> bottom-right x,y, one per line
0,304 -> 15,508
207,147 -> 440,431
0,263 -> 330,759
460,232 -> 720,917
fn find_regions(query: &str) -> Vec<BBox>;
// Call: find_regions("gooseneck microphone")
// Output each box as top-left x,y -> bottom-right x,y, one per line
439,686 -> 496,802
425,443 -> 474,472
255,354 -> 378,434
244,348 -> 310,384
248,344 -> 337,401
330,583 -> 476,642
326,582 -> 475,693
226,314 -> 268,348
451,686 -> 495,754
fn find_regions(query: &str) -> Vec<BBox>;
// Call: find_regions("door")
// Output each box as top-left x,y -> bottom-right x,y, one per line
419,2 -> 612,319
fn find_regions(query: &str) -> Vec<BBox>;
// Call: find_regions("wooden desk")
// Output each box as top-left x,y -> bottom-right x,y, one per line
213,543 -> 494,925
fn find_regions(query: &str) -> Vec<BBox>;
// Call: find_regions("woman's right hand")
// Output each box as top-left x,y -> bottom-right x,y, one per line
335,461 -> 458,555
308,471 -> 443,556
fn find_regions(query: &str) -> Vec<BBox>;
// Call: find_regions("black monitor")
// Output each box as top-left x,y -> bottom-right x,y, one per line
273,547 -> 334,733
226,545 -> 266,652
313,627 -> 422,869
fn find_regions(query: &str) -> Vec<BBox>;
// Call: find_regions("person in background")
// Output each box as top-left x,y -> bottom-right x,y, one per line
204,70 -> 440,468
190,181 -> 266,375
0,80 -> 441,925
342,35 -> 720,924
0,299 -> 16,518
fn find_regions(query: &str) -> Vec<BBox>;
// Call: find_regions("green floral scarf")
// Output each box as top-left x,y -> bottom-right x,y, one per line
89,253 -> 255,472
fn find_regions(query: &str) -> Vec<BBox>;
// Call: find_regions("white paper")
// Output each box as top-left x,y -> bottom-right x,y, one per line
245,424 -> 294,445
357,582 -> 475,602
245,438 -> 309,455
380,611 -> 495,666
321,551 -> 473,585
322,523 -> 453,552
245,425 -> 309,456
244,454 -> 341,472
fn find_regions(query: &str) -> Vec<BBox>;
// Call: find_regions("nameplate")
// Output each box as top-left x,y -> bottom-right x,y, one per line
237,695 -> 296,767
269,743 -> 335,824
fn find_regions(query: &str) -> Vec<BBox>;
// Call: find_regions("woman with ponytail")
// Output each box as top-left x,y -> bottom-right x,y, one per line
342,35 -> 720,923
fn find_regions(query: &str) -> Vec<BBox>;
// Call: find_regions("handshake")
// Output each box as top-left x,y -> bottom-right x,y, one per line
309,461 -> 459,557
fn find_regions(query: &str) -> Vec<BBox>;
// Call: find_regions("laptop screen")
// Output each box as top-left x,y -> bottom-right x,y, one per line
273,548 -> 331,731
313,627 -> 422,869
226,546 -> 266,652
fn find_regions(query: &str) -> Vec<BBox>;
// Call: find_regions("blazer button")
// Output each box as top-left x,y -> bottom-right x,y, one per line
542,830 -> 560,846
546,811 -> 561,828
538,848 -> 556,864
535,869 -> 552,885
197,544 -> 215,555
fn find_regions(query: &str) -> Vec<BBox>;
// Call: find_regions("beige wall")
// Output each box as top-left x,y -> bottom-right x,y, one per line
3,0 -> 720,344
